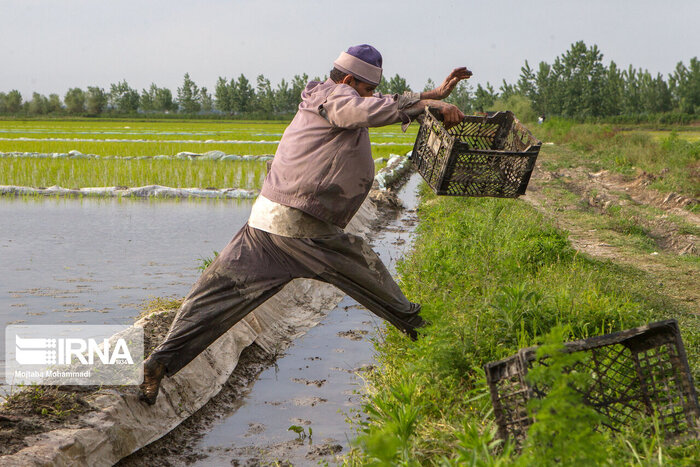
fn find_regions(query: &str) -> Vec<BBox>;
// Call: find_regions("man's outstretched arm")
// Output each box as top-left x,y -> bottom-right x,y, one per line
420,67 -> 472,101
405,67 -> 472,128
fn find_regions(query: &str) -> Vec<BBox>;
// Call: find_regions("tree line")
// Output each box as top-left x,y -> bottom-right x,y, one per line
0,42 -> 697,120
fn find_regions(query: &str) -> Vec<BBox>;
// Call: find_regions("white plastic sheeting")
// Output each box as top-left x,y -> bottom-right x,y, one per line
0,184 -> 260,199
373,154 -> 413,190
0,150 -> 274,161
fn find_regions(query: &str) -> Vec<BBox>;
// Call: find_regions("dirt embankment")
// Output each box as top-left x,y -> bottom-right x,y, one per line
0,308 -> 178,458
523,159 -> 699,310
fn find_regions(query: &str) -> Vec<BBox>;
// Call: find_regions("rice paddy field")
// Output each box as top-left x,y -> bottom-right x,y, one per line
0,119 -> 418,190
632,129 -> 700,143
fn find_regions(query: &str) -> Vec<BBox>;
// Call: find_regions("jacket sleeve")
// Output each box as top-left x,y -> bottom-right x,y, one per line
319,86 -> 411,129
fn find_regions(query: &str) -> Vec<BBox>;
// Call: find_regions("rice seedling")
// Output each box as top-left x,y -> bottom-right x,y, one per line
0,157 -> 267,189
0,119 -> 415,188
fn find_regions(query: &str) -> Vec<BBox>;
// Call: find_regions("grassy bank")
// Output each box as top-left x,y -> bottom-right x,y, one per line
346,187 -> 699,465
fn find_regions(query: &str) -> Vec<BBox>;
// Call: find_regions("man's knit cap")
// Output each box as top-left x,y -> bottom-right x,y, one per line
333,44 -> 383,86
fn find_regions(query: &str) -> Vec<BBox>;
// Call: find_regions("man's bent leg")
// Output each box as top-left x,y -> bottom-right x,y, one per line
270,232 -> 425,339
148,225 -> 293,377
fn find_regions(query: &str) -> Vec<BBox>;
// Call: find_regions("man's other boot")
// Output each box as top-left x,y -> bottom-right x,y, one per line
139,357 -> 166,405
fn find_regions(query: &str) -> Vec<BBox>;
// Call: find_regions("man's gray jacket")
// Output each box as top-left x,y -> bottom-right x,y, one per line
260,78 -> 414,228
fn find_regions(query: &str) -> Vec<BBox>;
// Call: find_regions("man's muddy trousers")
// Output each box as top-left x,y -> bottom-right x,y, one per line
149,224 -> 423,377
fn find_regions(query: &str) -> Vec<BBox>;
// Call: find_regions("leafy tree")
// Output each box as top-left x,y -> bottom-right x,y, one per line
28,92 -> 49,115
472,83 -> 497,112
177,73 -> 200,113
275,78 -> 295,113
517,60 -> 552,116
550,41 -> 607,117
639,71 -> 672,113
139,84 -> 155,112
518,61 -> 537,102
622,66 -> 642,114
669,57 -> 700,114
422,78 -> 436,93
199,87 -> 213,112
386,74 -> 411,94
290,73 -> 309,108
533,61 -> 553,116
153,86 -> 175,112
0,92 -> 6,113
64,88 -> 85,114
5,90 -> 22,113
231,74 -> 254,113
499,79 -> 519,101
109,80 -> 139,113
86,86 -> 107,115
255,74 -> 274,114
47,94 -> 62,113
601,61 -> 624,116
215,77 -> 232,113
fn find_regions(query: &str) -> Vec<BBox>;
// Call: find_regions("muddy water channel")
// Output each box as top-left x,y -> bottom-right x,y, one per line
126,174 -> 423,466
0,197 -> 252,385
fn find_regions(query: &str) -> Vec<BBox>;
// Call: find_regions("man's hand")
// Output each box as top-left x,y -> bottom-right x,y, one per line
421,67 -> 472,100
404,99 -> 465,128
432,101 -> 465,129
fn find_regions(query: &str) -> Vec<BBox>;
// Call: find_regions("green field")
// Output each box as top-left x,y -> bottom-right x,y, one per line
531,120 -> 700,198
626,129 -> 700,143
346,190 -> 699,466
345,118 -> 699,465
0,119 -> 418,189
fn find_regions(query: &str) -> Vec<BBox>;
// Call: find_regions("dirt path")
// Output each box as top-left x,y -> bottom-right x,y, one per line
522,154 -> 699,312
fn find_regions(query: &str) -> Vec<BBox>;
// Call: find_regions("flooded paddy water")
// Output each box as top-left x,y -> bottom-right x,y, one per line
0,118 -> 421,463
0,196 -> 253,386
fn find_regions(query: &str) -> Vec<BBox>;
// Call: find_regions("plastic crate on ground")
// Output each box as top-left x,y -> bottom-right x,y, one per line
410,109 -> 541,197
484,320 -> 700,445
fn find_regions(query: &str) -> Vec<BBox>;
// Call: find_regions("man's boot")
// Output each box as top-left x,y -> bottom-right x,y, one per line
404,303 -> 429,341
139,356 -> 166,405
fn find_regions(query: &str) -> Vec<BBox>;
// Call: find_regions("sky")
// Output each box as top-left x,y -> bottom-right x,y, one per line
1,0 -> 699,98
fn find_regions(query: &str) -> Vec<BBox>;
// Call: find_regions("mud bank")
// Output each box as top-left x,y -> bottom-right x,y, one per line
0,156 -> 414,466
0,184 -> 260,199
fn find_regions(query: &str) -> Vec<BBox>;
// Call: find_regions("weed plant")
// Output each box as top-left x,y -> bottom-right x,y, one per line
345,186 -> 699,465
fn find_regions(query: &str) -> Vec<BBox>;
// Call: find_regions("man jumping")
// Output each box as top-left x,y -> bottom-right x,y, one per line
139,44 -> 469,405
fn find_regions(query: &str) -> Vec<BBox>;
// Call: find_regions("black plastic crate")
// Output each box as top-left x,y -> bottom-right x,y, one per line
485,320 -> 699,445
411,110 -> 541,197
